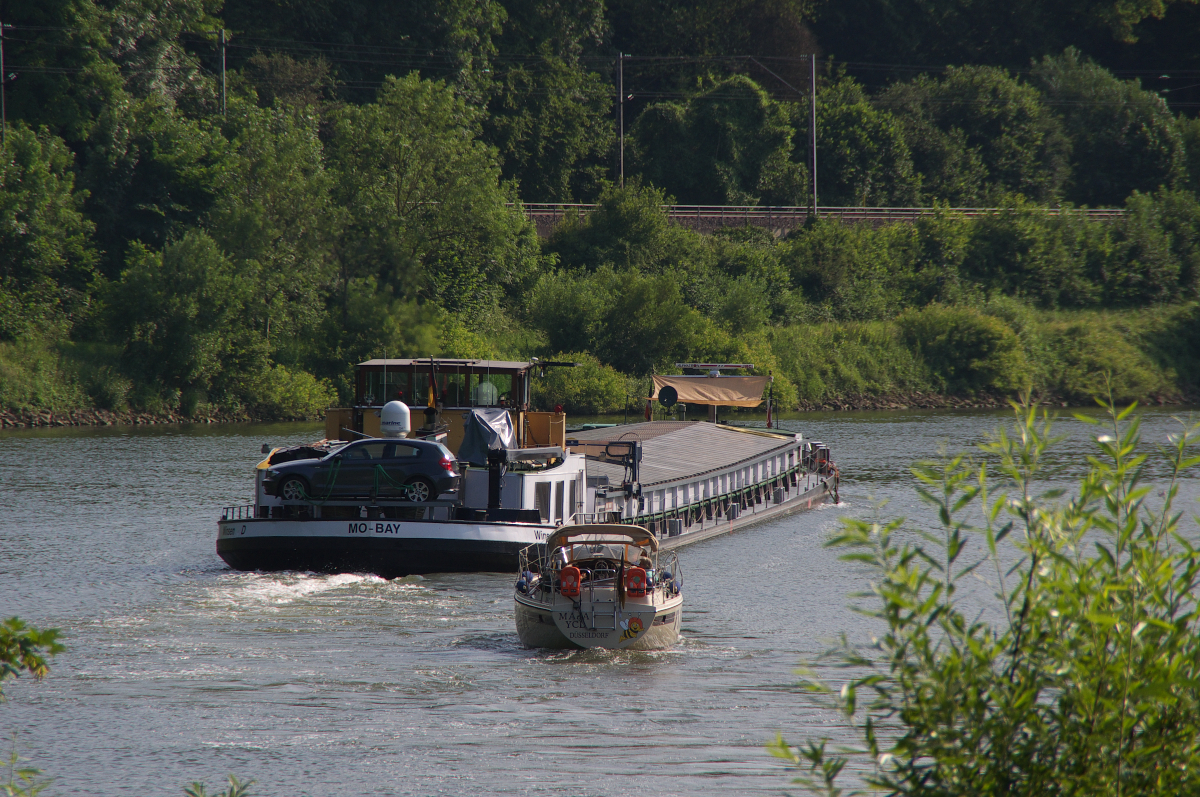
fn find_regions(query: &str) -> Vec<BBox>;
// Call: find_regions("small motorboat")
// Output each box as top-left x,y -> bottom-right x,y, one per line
513,524 -> 683,650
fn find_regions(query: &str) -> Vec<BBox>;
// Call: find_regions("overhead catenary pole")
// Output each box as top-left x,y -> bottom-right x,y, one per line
810,55 -> 818,216
618,53 -> 625,188
219,29 -> 227,116
1,18 -> 6,148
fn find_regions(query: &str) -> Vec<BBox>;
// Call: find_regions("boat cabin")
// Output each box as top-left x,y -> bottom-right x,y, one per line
325,358 -> 567,454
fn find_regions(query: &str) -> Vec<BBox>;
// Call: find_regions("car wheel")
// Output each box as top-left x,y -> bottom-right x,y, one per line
279,477 -> 308,501
405,477 -> 436,503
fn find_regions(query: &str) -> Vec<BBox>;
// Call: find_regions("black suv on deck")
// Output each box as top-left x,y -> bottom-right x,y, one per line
263,438 -> 459,502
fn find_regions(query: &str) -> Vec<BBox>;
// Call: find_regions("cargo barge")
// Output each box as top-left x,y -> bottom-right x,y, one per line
216,359 -> 838,576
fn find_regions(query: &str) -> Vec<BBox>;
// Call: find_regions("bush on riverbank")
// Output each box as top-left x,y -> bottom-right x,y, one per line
529,353 -> 629,414
760,302 -> 1199,408
0,337 -> 88,413
3,300 -> 1197,423
774,402 -> 1200,795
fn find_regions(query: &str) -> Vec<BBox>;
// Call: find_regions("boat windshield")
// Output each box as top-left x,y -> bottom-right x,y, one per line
544,524 -> 657,554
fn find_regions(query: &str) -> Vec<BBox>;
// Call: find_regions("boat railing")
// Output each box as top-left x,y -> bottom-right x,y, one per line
517,558 -> 681,606
274,498 -> 461,507
569,511 -> 609,525
658,551 -> 681,589
221,505 -> 256,521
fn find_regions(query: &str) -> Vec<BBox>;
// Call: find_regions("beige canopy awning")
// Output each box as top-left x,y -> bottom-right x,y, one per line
651,374 -> 769,407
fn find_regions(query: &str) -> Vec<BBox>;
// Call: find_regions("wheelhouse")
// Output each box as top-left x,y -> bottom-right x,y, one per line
325,358 -> 568,453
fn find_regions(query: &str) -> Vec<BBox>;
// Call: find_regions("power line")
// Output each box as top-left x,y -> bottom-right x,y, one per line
7,24 -> 1200,76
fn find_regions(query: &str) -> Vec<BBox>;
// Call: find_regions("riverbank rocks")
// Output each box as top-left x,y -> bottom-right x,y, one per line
3,388 -> 1197,430
791,388 -> 1200,413
0,407 -> 269,429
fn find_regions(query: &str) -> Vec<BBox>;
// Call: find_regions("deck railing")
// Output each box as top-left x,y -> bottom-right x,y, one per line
221,504 -> 256,521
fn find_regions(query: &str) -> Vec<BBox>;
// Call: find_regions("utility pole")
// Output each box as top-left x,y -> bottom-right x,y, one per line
219,29 -> 227,116
1,19 -> 6,149
810,55 -> 818,217
618,52 -> 624,188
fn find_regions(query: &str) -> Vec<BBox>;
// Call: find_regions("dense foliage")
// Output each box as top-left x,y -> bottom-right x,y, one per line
2,0 -> 1200,418
772,401 -> 1200,795
1,618 -> 62,796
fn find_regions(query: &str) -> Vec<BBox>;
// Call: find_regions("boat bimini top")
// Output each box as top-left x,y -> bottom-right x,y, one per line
544,524 -> 657,554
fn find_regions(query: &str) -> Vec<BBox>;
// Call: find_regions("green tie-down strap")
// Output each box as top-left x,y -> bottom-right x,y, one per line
372,464 -> 419,500
288,457 -> 342,504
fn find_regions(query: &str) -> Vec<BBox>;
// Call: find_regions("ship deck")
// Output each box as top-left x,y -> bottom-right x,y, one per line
568,421 -> 798,488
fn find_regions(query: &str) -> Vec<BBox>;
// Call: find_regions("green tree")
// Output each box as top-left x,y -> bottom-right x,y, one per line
526,265 -> 713,375
774,401 -> 1200,796
704,226 -> 803,326
0,126 -> 98,341
961,202 -> 1105,307
630,75 -> 808,206
1183,115 -> 1200,192
1102,190 -> 1195,305
485,0 -> 613,201
485,53 -> 614,201
529,352 -> 628,413
0,0 -> 123,143
879,66 -> 1070,204
1032,49 -> 1186,206
779,219 -> 915,320
206,101 -> 340,365
103,230 -> 266,410
896,304 -> 1029,393
806,77 -> 920,207
80,96 -> 228,279
328,73 -> 541,315
308,276 -> 442,401
608,0 -> 817,92
241,52 -> 340,112
811,0 -> 1197,74
544,182 -> 710,273
221,0 -> 506,104
1148,189 -> 1200,299
906,209 -> 975,305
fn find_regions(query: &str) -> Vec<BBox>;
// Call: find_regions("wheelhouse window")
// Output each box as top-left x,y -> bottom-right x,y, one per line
355,361 -> 529,408
365,372 -> 412,406
470,374 -> 512,407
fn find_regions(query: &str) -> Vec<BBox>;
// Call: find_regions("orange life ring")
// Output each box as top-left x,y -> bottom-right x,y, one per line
560,566 -> 581,598
625,567 -> 648,598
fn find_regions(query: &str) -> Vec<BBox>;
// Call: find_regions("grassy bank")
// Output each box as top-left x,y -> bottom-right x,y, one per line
0,337 -> 333,424
5,303 -> 1196,424
767,301 -> 1200,408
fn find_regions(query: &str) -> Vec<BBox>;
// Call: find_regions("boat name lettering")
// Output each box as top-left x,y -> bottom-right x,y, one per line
346,522 -> 408,534
220,526 -> 236,537
557,612 -> 590,629
568,631 -> 612,640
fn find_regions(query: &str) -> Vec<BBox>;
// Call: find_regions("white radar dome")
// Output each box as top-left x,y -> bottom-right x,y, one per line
380,401 -> 411,438
473,381 -> 499,406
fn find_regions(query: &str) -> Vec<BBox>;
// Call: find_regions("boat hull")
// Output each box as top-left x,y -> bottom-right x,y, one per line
216,474 -> 837,577
217,518 -> 553,577
514,592 -> 682,650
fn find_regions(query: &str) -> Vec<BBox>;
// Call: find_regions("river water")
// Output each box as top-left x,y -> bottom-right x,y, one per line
1,406 -> 1198,795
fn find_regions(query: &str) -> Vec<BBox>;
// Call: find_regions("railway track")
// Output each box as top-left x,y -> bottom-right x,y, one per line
518,203 -> 1125,236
